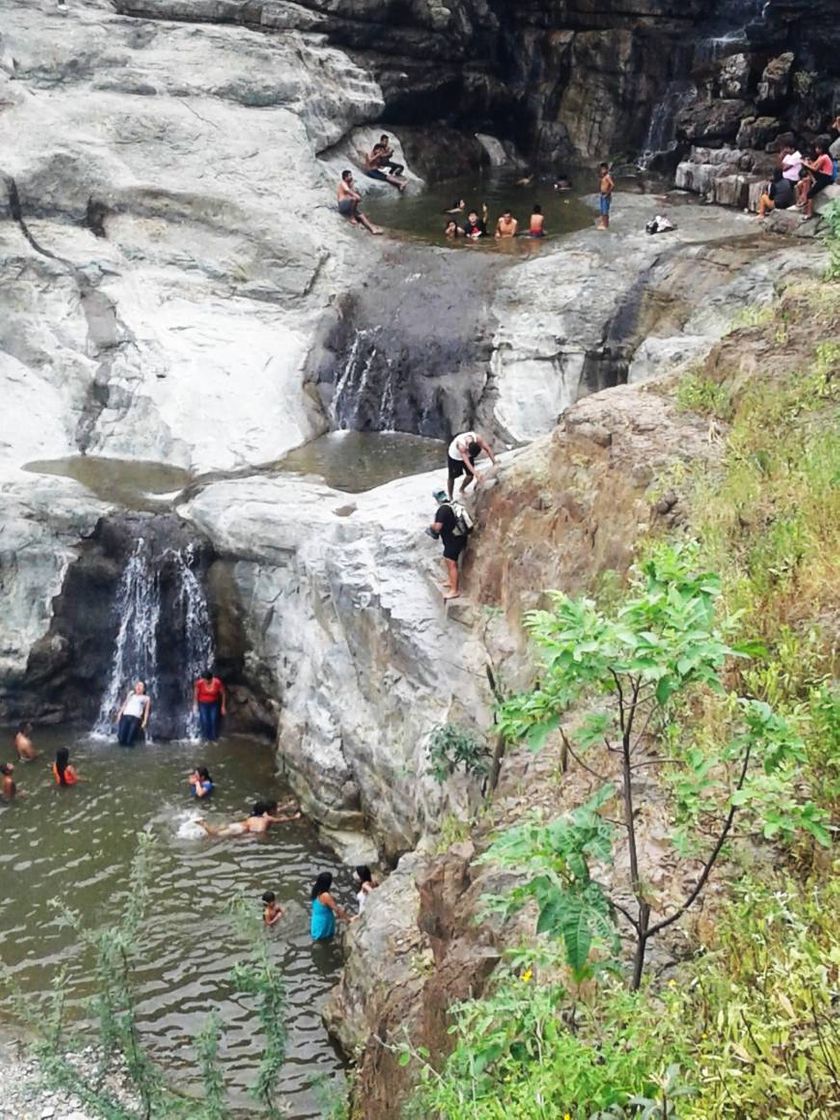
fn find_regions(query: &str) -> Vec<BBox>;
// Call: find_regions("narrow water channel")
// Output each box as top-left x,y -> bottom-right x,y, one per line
0,729 -> 349,1117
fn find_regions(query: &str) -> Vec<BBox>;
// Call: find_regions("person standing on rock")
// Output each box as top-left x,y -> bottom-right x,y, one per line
310,872 -> 352,941
116,681 -> 151,746
446,430 -> 497,499
597,162 -> 614,230
193,670 -> 226,741
14,721 -> 38,761
337,171 -> 382,235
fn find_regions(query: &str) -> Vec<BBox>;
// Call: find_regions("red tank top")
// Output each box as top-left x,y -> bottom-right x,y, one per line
196,677 -> 224,703
53,763 -> 78,786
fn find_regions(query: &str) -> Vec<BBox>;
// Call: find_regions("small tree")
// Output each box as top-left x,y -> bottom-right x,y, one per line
486,544 -> 829,989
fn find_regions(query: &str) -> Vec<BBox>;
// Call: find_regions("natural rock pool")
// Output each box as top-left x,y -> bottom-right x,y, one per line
0,729 -> 349,1118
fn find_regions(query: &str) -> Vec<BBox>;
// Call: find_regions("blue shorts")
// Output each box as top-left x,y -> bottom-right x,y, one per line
599,193 -> 612,216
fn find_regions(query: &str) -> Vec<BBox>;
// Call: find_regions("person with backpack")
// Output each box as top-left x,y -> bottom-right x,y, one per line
428,497 -> 473,601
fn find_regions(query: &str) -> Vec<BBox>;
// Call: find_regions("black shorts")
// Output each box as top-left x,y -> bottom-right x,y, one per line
447,454 -> 476,481
365,169 -> 388,181
442,535 -> 467,561
807,171 -> 833,199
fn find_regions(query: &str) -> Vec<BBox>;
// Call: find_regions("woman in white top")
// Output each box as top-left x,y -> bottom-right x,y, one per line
116,681 -> 151,746
355,865 -> 376,914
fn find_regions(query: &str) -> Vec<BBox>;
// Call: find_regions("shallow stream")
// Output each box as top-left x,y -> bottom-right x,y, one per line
0,728 -> 349,1117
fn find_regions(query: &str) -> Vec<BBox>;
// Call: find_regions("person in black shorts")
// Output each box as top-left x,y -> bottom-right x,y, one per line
429,504 -> 467,600
446,430 -> 497,499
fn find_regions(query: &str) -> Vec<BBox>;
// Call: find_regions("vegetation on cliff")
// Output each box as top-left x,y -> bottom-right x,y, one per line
408,243 -> 840,1118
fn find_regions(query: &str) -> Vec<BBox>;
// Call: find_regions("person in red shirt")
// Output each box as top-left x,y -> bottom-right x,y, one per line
193,670 -> 226,741
800,138 -> 835,221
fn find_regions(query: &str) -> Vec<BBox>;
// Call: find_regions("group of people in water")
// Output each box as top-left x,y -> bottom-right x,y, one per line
3,688 -> 377,943
756,129 -> 840,222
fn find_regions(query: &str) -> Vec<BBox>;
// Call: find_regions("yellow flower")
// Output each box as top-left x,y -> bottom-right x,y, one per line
564,1113 -> 572,1120
521,968 -> 533,983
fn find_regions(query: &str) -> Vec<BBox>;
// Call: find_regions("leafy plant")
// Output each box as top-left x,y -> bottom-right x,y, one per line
489,543 -> 827,988
822,199 -> 840,280
674,373 -> 733,420
427,722 -> 491,784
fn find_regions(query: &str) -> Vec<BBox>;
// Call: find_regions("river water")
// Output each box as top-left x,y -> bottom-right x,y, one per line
0,728 -> 349,1117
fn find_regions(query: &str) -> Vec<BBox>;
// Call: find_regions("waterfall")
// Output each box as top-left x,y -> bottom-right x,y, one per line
331,327 -> 382,430
638,81 -> 697,169
94,540 -> 161,736
94,539 -> 214,740
174,545 -> 215,739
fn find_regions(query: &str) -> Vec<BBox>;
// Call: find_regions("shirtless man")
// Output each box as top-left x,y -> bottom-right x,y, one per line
376,133 -> 405,177
363,146 -> 407,191
597,162 -> 614,230
1,763 -> 18,802
198,800 -> 301,838
495,209 -> 518,238
446,430 -> 497,499
337,170 -> 382,234
14,721 -> 38,761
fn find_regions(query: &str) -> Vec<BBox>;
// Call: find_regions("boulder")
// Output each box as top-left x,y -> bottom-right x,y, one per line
676,99 -> 750,143
756,52 -> 795,109
718,53 -> 752,100
736,116 -> 783,150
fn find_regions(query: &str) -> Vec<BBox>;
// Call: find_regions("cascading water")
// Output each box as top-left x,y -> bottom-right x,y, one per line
94,538 -> 214,740
638,81 -> 697,169
174,545 -> 216,739
94,539 -> 161,736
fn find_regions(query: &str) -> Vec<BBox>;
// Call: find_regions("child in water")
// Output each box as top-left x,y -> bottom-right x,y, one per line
52,747 -> 80,786
188,767 -> 214,798
1,763 -> 18,801
262,891 -> 284,927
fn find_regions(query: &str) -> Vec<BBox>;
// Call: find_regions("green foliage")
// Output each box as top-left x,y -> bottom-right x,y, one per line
228,899 -> 288,1117
491,543 -> 825,988
426,722 -> 491,784
675,373 -> 733,420
823,199 -> 840,279
679,875 -> 840,1119
407,963 -> 694,1120
6,835 -> 294,1120
482,788 -> 618,981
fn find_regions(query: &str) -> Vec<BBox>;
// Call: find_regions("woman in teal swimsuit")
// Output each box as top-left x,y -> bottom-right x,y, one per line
310,872 -> 351,941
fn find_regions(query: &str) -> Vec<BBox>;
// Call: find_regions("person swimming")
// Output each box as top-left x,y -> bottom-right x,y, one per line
444,198 -> 466,214
197,800 -> 301,837
444,218 -> 464,239
52,747 -> 80,786
188,767 -> 214,798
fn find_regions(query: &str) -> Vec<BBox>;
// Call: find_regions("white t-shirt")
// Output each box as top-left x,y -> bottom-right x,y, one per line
123,692 -> 147,718
448,432 -> 478,460
782,151 -> 802,181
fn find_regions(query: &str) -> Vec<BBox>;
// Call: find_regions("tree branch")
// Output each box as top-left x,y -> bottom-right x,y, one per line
561,729 -> 611,782
647,741 -> 752,939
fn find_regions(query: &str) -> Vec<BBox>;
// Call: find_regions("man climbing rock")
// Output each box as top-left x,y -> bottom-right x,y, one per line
446,430 -> 497,499
428,497 -> 473,601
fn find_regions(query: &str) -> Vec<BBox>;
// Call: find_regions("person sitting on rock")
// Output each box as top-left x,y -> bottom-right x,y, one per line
799,138 -> 835,221
757,170 -> 794,219
337,170 -> 382,235
495,209 -> 519,238
14,721 -> 38,761
375,134 -> 405,177
446,430 -> 497,499
363,145 -> 407,192
779,142 -> 802,185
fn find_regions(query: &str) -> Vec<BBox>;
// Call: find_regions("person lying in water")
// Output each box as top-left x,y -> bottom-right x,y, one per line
197,799 -> 301,837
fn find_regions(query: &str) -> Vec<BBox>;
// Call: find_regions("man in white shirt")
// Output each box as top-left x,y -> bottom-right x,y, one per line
446,430 -> 497,499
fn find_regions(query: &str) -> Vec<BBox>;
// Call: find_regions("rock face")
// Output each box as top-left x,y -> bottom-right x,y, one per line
181,470 -> 494,858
